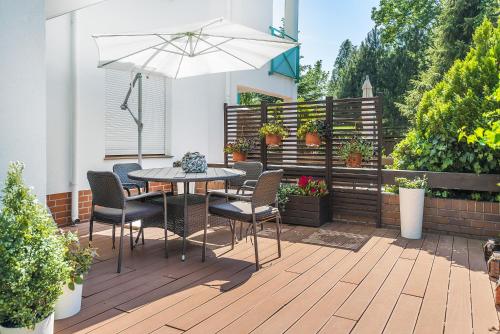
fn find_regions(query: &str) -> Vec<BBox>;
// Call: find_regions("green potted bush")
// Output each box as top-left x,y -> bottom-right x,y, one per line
54,231 -> 97,320
259,122 -> 289,147
0,162 -> 70,334
396,176 -> 427,239
277,176 -> 330,227
338,137 -> 373,168
297,119 -> 326,147
223,137 -> 255,162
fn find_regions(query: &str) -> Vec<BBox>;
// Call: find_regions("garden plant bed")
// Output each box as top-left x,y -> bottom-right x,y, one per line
280,194 -> 330,227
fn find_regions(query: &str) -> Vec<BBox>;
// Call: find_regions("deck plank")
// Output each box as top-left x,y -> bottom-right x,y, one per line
383,293 -> 422,334
318,316 -> 356,334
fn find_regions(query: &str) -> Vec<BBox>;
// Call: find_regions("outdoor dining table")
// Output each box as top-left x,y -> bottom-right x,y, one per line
128,167 -> 246,261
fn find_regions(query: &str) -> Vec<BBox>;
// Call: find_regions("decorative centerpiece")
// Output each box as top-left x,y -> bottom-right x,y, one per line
54,231 -> 97,320
338,137 -> 373,168
181,152 -> 208,173
224,137 -> 255,162
277,176 -> 329,227
396,176 -> 427,239
259,122 -> 289,147
0,162 -> 70,334
297,119 -> 326,147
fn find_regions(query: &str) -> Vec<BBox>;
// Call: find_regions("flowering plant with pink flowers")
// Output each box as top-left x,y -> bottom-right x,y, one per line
297,176 -> 328,197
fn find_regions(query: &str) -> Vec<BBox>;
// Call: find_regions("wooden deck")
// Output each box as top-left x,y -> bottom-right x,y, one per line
58,221 -> 500,334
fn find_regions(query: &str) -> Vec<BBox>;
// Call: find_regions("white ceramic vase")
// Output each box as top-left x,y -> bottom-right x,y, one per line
399,187 -> 425,239
54,283 -> 83,320
0,313 -> 54,334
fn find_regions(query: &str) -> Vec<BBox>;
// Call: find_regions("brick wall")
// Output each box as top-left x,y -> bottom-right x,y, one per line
382,193 -> 500,238
47,182 -> 173,226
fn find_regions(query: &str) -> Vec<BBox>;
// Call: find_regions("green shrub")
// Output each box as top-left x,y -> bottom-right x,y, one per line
0,162 -> 69,329
258,122 -> 289,139
338,137 -> 374,161
392,18 -> 500,174
223,137 -> 256,154
59,231 -> 97,290
297,119 -> 326,139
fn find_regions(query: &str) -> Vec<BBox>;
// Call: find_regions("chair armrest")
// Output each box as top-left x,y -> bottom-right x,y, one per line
242,180 -> 258,187
126,191 -> 166,202
207,190 -> 251,202
122,183 -> 142,195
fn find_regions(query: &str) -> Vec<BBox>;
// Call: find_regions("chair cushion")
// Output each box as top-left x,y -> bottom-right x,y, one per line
209,201 -> 278,222
93,200 -> 163,224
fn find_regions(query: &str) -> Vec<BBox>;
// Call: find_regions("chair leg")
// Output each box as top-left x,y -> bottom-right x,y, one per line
276,215 -> 281,258
163,193 -> 168,258
202,201 -> 209,262
232,220 -> 237,249
129,222 -> 134,250
117,213 -> 125,273
141,223 -> 145,245
252,217 -> 259,271
229,220 -> 235,250
134,226 -> 142,245
89,216 -> 94,244
112,224 -> 116,249
239,221 -> 243,241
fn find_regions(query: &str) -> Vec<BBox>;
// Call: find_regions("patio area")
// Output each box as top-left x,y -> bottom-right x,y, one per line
56,221 -> 499,334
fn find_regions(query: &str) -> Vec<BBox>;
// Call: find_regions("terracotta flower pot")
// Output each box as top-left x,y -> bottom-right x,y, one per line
305,132 -> 321,147
265,134 -> 282,147
346,152 -> 362,168
232,152 -> 247,162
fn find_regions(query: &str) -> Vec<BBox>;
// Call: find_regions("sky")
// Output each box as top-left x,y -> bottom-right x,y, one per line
273,0 -> 379,72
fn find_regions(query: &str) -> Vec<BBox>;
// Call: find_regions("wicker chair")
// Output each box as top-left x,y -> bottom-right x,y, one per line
112,163 -> 147,196
87,171 -> 168,273
202,169 -> 284,271
228,161 -> 263,194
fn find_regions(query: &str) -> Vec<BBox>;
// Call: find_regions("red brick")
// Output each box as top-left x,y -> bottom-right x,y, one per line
461,211 -> 483,220
468,201 -> 476,212
493,203 -> 500,215
476,202 -> 484,213
51,205 -> 67,213
484,213 -> 500,223
55,198 -> 71,206
483,202 -> 493,214
48,192 -> 69,200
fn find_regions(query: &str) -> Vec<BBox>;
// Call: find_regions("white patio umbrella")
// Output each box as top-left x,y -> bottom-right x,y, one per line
93,17 -> 298,163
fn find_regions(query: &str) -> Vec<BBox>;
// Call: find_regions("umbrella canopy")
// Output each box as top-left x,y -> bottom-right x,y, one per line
93,17 -> 298,79
362,75 -> 373,98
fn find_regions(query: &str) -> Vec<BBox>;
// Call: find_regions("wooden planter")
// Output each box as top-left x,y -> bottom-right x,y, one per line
305,132 -> 321,147
280,194 -> 330,227
232,152 -> 247,162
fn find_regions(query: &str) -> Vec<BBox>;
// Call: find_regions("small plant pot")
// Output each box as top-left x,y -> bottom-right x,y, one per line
54,283 -> 83,320
346,152 -> 362,168
484,238 -> 500,261
0,313 -> 54,334
232,152 -> 247,162
399,187 -> 425,239
265,134 -> 282,147
305,133 -> 321,147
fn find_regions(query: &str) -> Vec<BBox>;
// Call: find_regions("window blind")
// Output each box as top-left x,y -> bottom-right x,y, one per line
105,70 -> 166,156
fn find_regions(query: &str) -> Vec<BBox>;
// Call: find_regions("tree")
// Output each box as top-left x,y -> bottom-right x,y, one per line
398,0 -> 498,119
297,60 -> 329,100
392,19 -> 499,174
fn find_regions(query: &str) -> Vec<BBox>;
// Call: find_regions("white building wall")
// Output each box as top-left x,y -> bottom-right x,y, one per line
46,0 -> 297,195
0,0 -> 47,201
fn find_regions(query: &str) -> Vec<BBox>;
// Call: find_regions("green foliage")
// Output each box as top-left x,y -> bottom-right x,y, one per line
258,122 -> 289,139
239,92 -> 282,105
459,120 -> 500,150
277,183 -> 300,211
298,60 -> 329,100
392,18 -> 500,174
399,0 -> 498,120
338,137 -> 374,161
277,177 -> 328,211
297,119 -> 326,139
223,137 -> 256,154
59,231 -> 97,290
395,175 -> 428,189
0,162 -> 70,329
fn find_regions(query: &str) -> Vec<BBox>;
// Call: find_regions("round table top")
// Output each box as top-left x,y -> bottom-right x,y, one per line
128,167 -> 246,183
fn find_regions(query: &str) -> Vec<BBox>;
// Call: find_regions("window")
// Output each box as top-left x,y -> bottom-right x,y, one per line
104,70 -> 167,156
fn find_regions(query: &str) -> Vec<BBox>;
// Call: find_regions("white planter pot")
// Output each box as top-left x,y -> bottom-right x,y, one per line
399,188 -> 425,239
54,283 -> 83,320
0,313 -> 54,334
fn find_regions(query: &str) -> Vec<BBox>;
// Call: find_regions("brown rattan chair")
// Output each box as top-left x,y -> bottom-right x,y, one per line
202,169 -> 284,271
228,161 -> 263,194
87,171 -> 168,273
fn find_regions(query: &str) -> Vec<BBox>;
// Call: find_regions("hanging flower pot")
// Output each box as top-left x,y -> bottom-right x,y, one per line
297,120 -> 326,147
232,151 -> 247,162
346,152 -> 362,168
259,122 -> 289,148
265,134 -> 282,147
305,132 -> 321,147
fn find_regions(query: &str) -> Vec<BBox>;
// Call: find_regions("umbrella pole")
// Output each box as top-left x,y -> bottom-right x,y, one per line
138,73 -> 143,166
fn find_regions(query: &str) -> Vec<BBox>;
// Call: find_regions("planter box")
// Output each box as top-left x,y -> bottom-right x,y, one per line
280,194 -> 330,227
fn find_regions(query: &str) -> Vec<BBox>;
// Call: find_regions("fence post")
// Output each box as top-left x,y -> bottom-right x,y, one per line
260,101 -> 268,170
325,97 -> 333,195
376,96 -> 383,227
223,103 -> 228,167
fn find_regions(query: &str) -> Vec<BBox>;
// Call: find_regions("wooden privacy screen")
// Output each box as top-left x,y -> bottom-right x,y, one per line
224,96 -> 383,226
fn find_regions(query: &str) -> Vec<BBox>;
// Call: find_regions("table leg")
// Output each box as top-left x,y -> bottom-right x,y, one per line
182,181 -> 188,261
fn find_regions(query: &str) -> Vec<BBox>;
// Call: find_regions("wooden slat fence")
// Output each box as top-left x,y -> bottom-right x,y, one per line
224,96 -> 384,226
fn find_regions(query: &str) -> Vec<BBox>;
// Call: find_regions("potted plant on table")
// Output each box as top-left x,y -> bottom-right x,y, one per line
54,231 -> 97,320
277,176 -> 329,227
297,119 -> 326,147
259,122 -> 289,147
224,137 -> 255,162
396,175 -> 427,239
338,137 -> 373,168
0,162 -> 70,334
